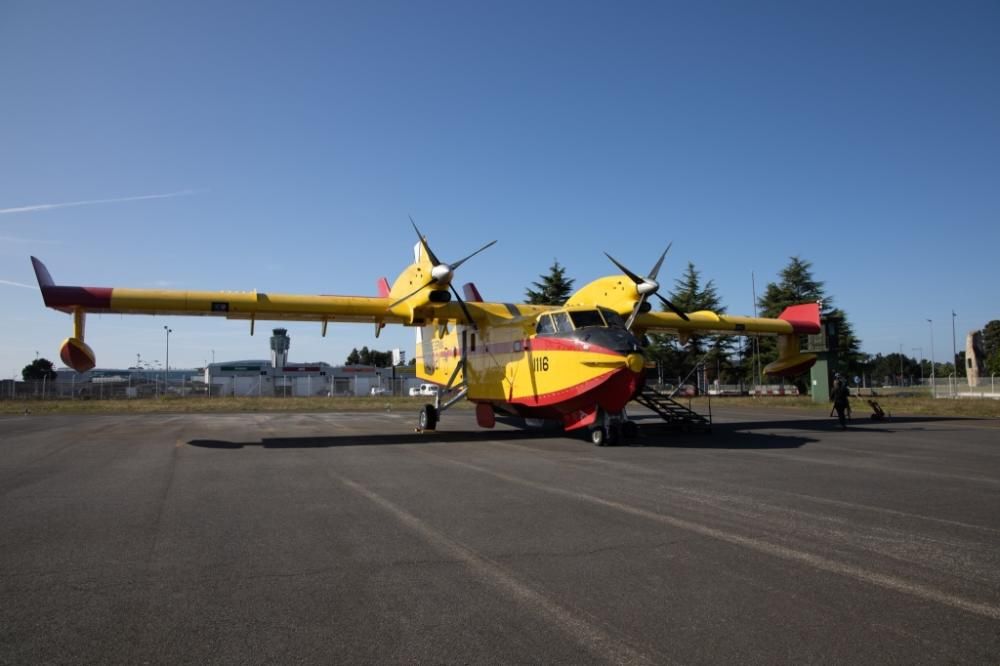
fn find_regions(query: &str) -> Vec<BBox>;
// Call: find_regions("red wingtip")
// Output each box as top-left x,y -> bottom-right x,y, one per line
376,277 -> 391,298
778,302 -> 821,334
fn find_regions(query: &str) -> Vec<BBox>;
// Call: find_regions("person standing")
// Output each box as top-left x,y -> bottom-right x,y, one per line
831,374 -> 851,429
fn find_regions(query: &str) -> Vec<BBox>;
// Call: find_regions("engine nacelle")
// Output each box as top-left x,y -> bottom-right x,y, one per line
60,337 -> 96,373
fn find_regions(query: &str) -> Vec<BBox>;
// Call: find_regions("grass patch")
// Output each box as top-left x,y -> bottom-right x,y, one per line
686,395 -> 1000,419
0,396 -> 471,416
2,395 -> 997,419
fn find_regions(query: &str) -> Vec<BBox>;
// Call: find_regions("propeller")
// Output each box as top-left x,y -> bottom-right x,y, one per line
388,217 -> 496,328
604,243 -> 690,329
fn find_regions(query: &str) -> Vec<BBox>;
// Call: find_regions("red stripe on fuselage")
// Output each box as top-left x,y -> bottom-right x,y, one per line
478,365 -> 643,421
425,335 -> 622,362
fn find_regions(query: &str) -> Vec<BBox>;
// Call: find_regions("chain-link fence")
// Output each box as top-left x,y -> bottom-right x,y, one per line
926,376 -> 1000,399
0,373 -> 425,401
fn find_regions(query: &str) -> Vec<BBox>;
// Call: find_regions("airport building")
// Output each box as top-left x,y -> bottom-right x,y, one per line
14,328 -> 417,399
204,329 -> 415,397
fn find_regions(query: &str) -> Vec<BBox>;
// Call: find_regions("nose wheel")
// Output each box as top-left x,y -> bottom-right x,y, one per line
418,404 -> 438,431
589,410 -> 638,446
590,425 -> 616,446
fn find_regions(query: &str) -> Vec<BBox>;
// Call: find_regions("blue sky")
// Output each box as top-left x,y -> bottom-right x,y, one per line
2,1 -> 998,376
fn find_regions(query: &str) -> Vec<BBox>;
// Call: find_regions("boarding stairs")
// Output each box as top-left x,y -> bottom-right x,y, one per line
632,385 -> 712,432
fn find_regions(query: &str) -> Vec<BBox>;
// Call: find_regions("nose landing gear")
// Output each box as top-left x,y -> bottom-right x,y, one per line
589,409 -> 638,446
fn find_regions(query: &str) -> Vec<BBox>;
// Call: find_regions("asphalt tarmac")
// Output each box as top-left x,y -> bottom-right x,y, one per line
1,406 -> 999,664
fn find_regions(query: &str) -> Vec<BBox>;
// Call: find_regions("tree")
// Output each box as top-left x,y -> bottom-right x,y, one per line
752,257 -> 862,390
22,358 -> 57,382
525,260 -> 575,305
983,320 -> 1000,359
647,262 -> 734,387
345,347 -> 394,367
986,350 -> 1000,376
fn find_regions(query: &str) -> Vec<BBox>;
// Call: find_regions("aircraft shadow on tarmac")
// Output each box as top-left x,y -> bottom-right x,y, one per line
186,415 -> 972,451
188,422 -> 826,451
187,429 -> 557,450
631,413 -> 976,448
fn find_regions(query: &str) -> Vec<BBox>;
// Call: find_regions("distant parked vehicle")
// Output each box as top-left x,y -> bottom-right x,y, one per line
408,383 -> 439,397
370,387 -> 390,397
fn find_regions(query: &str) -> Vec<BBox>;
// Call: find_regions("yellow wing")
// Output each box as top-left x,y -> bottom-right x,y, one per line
30,256 -> 546,372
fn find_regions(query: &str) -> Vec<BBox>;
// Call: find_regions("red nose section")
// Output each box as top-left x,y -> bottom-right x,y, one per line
60,338 -> 96,373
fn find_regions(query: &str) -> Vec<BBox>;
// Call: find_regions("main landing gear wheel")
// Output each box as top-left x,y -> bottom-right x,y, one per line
418,404 -> 438,431
590,425 -> 619,447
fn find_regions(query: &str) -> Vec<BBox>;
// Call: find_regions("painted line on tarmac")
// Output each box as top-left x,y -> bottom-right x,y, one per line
743,449 -> 1000,486
489,439 -> 1000,536
330,470 -> 662,666
418,448 -> 1000,622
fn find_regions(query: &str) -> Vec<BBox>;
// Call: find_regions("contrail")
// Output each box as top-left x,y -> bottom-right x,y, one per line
0,189 -> 201,215
0,279 -> 36,289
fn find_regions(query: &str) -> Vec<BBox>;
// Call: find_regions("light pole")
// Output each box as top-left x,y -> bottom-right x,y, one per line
899,343 -> 904,387
951,310 -> 958,383
164,326 -> 172,373
163,326 -> 172,395
927,319 -> 935,397
912,347 -> 923,383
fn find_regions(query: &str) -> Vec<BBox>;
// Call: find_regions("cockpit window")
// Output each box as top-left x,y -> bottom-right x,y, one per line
535,314 -> 555,335
599,307 -> 626,328
552,311 -> 574,333
569,310 -> 605,329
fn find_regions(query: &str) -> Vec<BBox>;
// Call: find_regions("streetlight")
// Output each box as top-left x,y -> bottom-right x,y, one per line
164,326 -> 172,372
899,343 -> 904,387
912,347 -> 923,383
951,310 -> 958,383
927,319 -> 936,397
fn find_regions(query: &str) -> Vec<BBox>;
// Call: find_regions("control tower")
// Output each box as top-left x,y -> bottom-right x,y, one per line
270,328 -> 290,369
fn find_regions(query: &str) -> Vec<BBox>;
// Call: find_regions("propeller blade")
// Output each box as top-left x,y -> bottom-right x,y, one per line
655,293 -> 690,321
449,283 -> 478,329
625,294 -> 647,331
409,215 -> 441,266
450,239 -> 497,271
647,242 -> 672,281
603,252 -> 644,284
388,278 -> 434,309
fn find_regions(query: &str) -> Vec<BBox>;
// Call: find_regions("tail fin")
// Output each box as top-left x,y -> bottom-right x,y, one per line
376,277 -> 391,298
778,302 -> 821,334
31,256 -> 55,288
462,282 -> 483,302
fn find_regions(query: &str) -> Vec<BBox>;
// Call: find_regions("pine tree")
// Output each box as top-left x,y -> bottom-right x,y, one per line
346,348 -> 361,365
647,262 -> 733,387
525,260 -> 575,305
983,320 -> 1000,359
752,257 -> 862,386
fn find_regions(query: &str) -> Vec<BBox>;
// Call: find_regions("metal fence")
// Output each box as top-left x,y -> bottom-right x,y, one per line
0,375 -> 424,401
927,376 -> 1000,400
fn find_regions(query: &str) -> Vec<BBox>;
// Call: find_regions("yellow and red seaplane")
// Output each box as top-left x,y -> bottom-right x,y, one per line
32,223 -> 819,444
